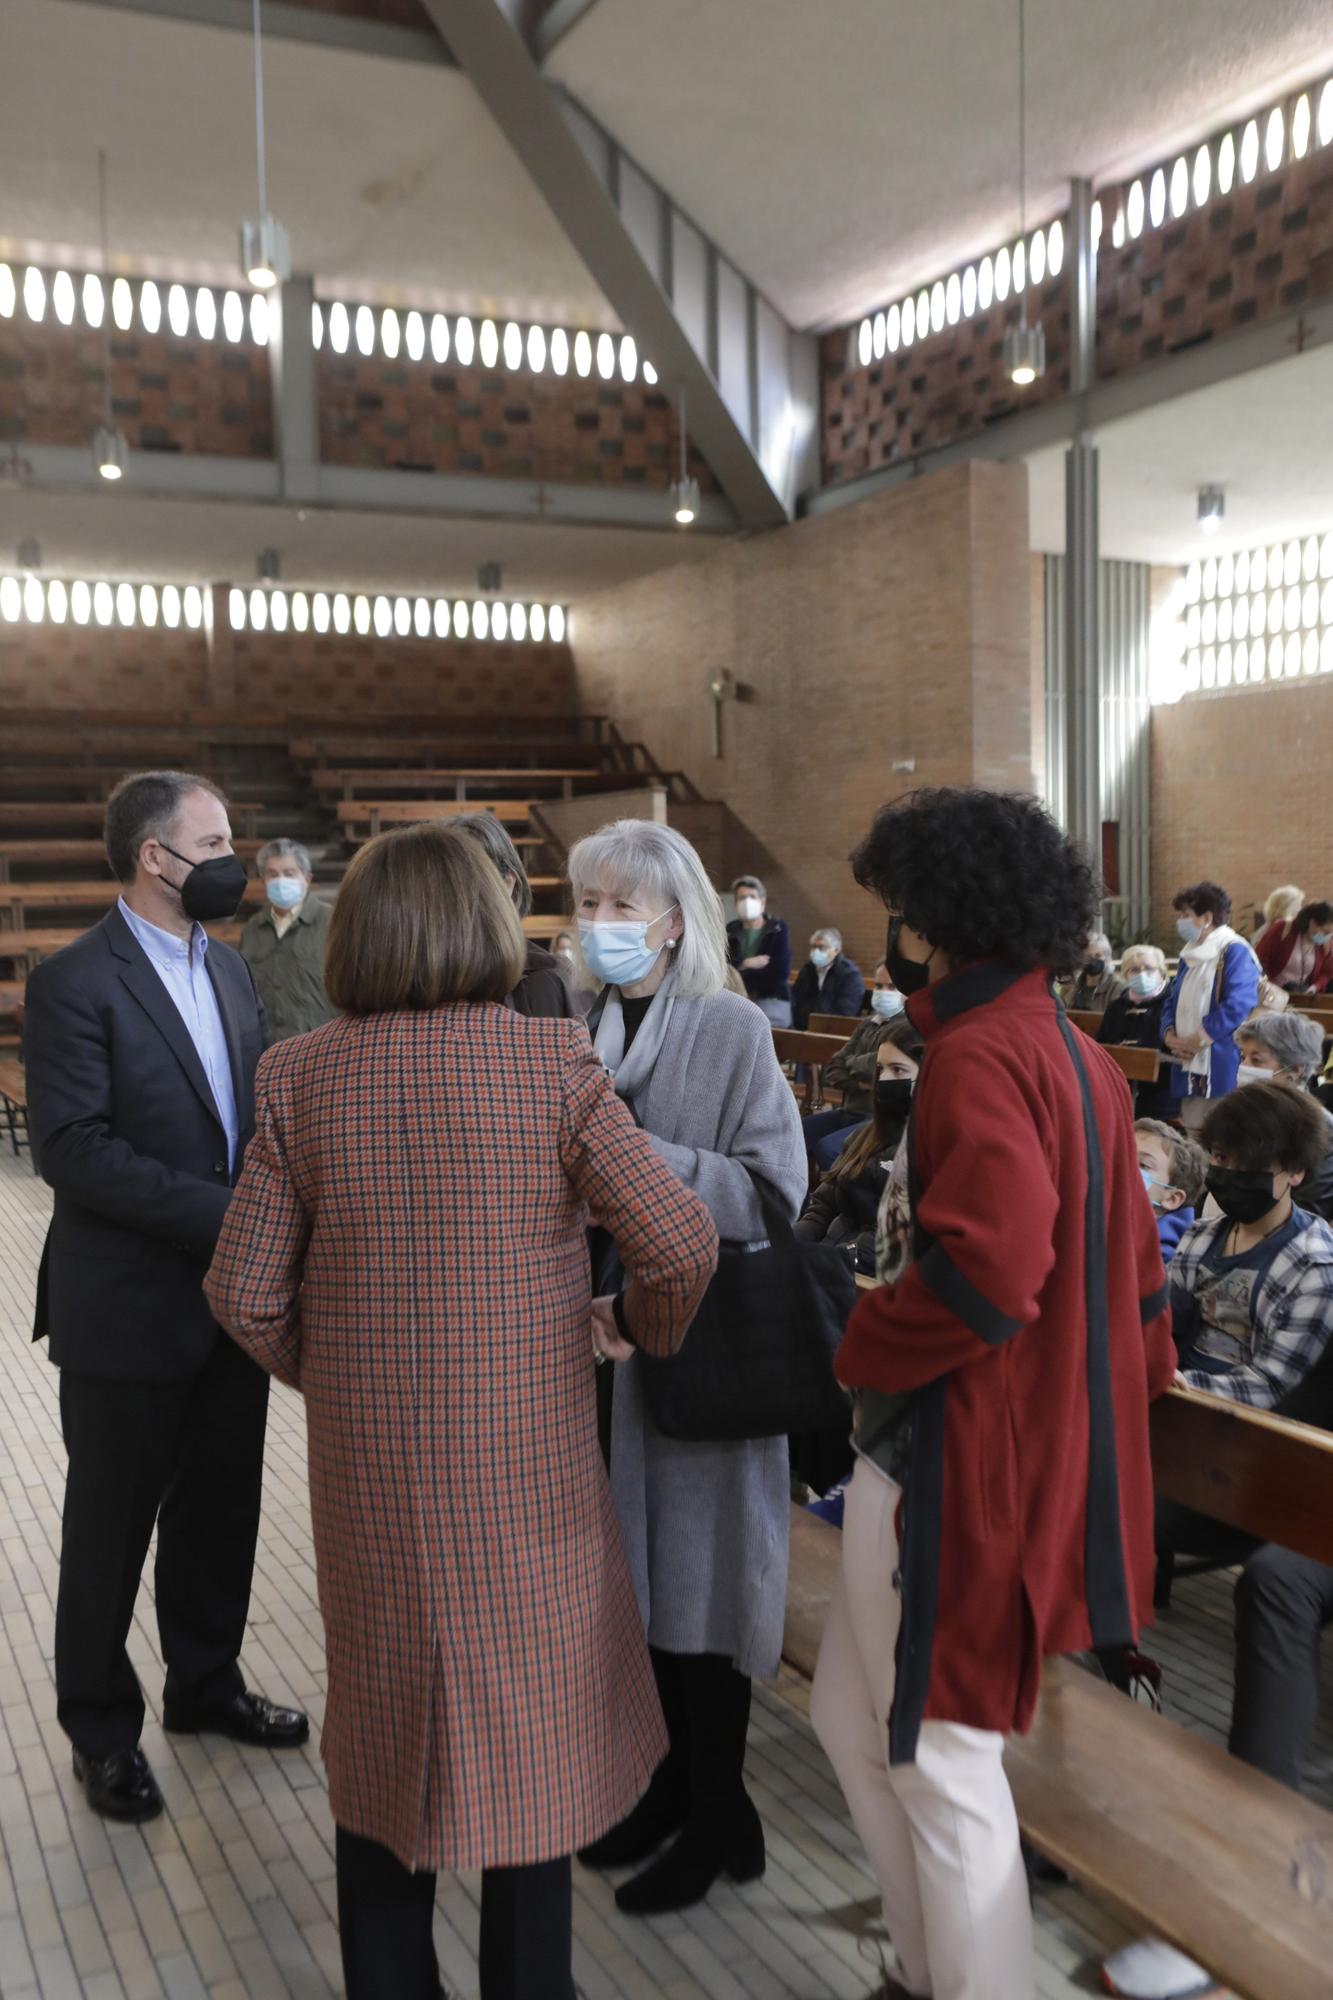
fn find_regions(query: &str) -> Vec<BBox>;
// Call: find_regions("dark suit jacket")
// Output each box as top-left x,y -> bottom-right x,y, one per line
23,906 -> 267,1383
791,953 -> 866,1030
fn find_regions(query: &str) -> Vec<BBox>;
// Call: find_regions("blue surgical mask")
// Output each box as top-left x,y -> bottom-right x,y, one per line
1140,1166 -> 1182,1211
579,908 -> 677,988
1129,970 -> 1162,998
810,947 -> 832,969
870,988 -> 905,1020
1176,917 -> 1202,945
266,876 -> 305,910
1313,933 -> 1332,948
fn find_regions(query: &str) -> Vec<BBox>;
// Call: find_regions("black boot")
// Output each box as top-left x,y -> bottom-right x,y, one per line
577,1758 -> 688,1870
579,1647 -> 690,1870
615,1654 -> 764,1916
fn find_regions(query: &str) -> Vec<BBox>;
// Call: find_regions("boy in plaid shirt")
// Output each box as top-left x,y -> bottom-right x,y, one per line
1169,1080 -> 1333,1409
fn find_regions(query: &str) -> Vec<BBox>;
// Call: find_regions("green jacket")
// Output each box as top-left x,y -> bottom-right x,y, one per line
239,896 -> 337,1043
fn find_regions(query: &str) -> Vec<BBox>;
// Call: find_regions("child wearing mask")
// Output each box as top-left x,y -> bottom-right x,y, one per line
1134,1119 -> 1208,1262
1168,1081 -> 1333,1408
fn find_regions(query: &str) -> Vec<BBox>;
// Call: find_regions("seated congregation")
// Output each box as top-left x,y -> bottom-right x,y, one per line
17,764 -> 1333,2000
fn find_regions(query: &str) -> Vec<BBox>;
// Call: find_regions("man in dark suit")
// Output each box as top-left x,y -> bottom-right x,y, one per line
24,769 -> 309,1823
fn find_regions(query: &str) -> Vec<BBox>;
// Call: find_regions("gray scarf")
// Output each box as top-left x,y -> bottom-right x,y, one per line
591,968 -> 678,1112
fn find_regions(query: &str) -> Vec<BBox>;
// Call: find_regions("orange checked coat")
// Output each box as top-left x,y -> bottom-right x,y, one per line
203,1004 -> 719,1873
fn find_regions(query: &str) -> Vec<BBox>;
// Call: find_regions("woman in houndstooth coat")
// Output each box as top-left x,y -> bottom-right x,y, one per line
204,825 -> 718,2000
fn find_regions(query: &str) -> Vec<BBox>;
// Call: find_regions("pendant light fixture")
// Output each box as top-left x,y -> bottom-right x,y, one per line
1002,0 -> 1046,388
92,151 -> 129,482
670,383 -> 700,526
1197,485 -> 1225,535
239,0 -> 290,291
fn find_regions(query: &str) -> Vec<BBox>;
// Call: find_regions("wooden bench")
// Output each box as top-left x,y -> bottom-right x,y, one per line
0,880 -> 272,927
311,768 -> 623,803
807,1013 -> 860,1040
0,1057 -> 32,1168
0,840 -> 266,881
1290,993 -> 1333,1021
771,1029 -> 851,1111
290,736 -> 603,771
784,1385 -> 1333,2000
0,801 -> 262,837
0,769 -> 117,796
336,800 -> 538,841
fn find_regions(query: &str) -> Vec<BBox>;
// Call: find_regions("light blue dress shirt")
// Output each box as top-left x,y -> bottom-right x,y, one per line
118,897 -> 240,1174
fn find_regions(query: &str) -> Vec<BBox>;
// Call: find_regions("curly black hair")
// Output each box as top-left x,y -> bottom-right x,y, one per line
1295,900 -> 1333,936
1173,880 -> 1231,924
850,787 -> 1099,978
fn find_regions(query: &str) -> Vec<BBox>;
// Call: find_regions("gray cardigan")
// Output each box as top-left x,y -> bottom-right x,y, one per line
609,989 -> 806,1677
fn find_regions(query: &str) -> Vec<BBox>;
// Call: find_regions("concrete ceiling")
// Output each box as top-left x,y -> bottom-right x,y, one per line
0,0 -> 614,327
0,487 -> 720,600
1025,345 -> 1333,564
549,0 -> 1333,330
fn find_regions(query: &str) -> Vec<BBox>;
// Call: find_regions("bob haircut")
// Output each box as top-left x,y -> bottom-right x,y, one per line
1201,1079 -> 1331,1180
1119,942 -> 1167,977
1294,900 -> 1333,938
1173,881 -> 1231,924
324,822 -> 524,1013
568,819 -> 729,999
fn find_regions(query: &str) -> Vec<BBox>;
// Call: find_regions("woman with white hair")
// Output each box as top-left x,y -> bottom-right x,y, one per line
1098,942 -> 1174,1118
568,820 -> 806,1918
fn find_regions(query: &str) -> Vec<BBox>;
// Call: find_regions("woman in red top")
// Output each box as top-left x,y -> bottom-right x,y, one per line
1254,899 -> 1333,992
810,789 -> 1175,2000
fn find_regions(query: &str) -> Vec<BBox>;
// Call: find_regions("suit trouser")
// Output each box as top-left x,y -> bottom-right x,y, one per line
335,1827 -> 575,2000
1230,1544 -> 1333,1790
811,1463 -> 1034,2000
56,1330 -> 270,1758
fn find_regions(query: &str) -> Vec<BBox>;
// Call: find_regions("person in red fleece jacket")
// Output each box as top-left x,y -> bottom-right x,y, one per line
810,788 -> 1176,2000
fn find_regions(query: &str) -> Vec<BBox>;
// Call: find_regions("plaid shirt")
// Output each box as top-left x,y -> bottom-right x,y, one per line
1171,1208 -> 1333,1408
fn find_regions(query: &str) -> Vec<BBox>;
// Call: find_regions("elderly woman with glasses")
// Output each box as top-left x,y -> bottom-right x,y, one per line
568,819 -> 806,1919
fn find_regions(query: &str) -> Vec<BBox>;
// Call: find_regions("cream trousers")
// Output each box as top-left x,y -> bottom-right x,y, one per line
810,1462 -> 1034,2000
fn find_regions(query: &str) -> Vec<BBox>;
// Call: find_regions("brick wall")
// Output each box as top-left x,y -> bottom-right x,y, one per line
1150,675 -> 1333,944
823,143 -> 1333,487
0,622 -> 210,710
0,617 -> 576,717
319,353 -> 719,490
0,318 -> 272,457
571,460 -> 1032,973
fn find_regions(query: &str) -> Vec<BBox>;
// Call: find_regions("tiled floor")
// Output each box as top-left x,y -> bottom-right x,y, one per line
0,1140 -> 1328,1999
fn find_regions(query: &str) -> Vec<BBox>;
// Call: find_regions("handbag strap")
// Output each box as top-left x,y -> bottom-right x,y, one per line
740,1170 -> 796,1245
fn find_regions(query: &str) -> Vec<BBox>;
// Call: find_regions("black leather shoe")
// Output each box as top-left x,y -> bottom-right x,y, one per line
163,1689 -> 310,1748
72,1747 -> 164,1823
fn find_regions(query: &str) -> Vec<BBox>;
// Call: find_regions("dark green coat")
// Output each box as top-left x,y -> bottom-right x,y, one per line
239,896 -> 337,1043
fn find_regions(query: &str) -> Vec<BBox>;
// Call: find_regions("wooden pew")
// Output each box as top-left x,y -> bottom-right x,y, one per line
0,880 -> 271,927
772,1028 -> 850,1111
311,768 -> 623,803
784,1384 -> 1333,2000
1290,993 -> 1333,1021
336,800 -> 537,841
290,735 -> 603,771
807,1013 -> 859,1040
0,801 -> 262,838
0,840 -> 265,881
0,769 -> 116,796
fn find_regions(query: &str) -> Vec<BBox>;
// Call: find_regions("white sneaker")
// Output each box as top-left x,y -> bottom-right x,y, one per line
1101,1938 -> 1218,1999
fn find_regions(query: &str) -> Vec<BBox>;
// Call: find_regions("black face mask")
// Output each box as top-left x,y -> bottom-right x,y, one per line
1205,1167 -> 1281,1226
158,842 -> 249,922
1084,959 -> 1106,978
876,1077 -> 914,1126
886,915 -> 933,996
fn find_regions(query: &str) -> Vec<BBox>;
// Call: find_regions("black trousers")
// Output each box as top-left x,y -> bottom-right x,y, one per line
649,1646 -> 753,1831
335,1827 -> 575,2000
56,1331 -> 270,1757
1230,1544 -> 1333,1790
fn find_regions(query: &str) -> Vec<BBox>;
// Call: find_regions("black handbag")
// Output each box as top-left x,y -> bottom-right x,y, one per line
635,1176 -> 856,1444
